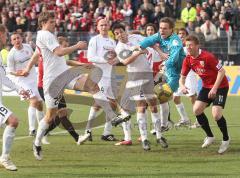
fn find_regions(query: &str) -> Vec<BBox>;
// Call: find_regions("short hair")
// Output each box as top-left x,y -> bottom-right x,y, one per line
111,23 -> 125,34
185,35 -> 200,45
57,36 -> 68,45
0,24 -> 6,33
38,12 -> 55,28
160,17 -> 175,29
177,28 -> 188,35
144,23 -> 157,35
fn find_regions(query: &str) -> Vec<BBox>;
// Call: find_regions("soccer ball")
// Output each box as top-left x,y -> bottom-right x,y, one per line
154,83 -> 173,103
154,72 -> 167,86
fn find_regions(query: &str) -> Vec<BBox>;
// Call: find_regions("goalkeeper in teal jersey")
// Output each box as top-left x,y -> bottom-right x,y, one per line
139,17 -> 186,131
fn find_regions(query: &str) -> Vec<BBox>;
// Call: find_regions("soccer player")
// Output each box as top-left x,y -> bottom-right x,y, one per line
139,17 -> 186,132
0,24 -> 29,171
32,12 -> 129,160
7,33 -> 44,136
112,23 -> 168,150
86,18 -> 118,141
179,35 -> 230,154
173,28 -> 199,128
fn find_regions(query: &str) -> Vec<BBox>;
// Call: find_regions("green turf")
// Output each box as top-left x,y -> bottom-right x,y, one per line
0,96 -> 239,178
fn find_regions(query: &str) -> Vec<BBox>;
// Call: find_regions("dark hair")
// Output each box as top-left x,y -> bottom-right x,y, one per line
111,23 -> 125,34
177,28 -> 188,35
185,35 -> 200,45
160,17 -> 175,29
38,12 -> 55,28
0,24 -> 6,33
144,23 -> 157,35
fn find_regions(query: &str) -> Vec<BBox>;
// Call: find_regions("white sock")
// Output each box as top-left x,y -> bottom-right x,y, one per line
103,118 -> 112,136
151,112 -> 162,139
160,102 -> 169,127
92,91 -> 116,119
122,120 -> 131,141
137,112 -> 148,141
85,107 -> 98,131
176,103 -> 189,121
28,106 -> 37,131
1,126 -> 15,158
120,109 -> 130,117
34,119 -> 49,146
36,110 -> 44,123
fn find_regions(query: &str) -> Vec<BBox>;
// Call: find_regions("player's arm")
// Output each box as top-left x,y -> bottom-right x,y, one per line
87,38 -> 108,64
139,33 -> 159,49
6,52 -> 22,76
165,41 -> 183,66
24,50 -> 39,74
53,41 -> 87,57
66,60 -> 93,68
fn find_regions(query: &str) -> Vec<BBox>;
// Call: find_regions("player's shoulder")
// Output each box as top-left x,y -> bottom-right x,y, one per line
200,50 -> 216,59
22,43 -> 32,50
170,33 -> 182,46
37,30 -> 54,39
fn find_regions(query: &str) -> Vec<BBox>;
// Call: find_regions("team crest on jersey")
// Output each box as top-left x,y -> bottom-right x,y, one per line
200,61 -> 205,67
172,40 -> 179,46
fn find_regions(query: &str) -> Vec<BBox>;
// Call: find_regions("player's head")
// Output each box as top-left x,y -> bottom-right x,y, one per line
177,28 -> 188,41
57,36 -> 69,47
11,32 -> 23,49
0,24 -> 7,48
97,19 -> 109,36
38,12 -> 55,33
159,17 -> 174,39
185,35 -> 200,57
144,23 -> 157,37
112,23 -> 128,43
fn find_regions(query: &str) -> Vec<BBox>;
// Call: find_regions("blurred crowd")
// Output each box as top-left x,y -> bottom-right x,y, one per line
0,0 -> 240,64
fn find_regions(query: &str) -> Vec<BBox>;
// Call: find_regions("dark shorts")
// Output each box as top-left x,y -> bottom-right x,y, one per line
38,87 -> 67,109
197,87 -> 229,108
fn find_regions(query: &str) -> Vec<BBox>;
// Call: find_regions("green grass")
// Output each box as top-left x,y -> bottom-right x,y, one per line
0,96 -> 240,178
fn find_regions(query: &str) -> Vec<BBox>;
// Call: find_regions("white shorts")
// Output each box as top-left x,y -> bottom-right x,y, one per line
98,77 -> 117,99
19,82 -> 42,101
44,75 -> 84,109
0,103 -> 12,127
174,70 -> 198,97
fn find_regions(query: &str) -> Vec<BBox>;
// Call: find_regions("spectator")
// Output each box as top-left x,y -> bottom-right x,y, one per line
140,0 -> 154,21
112,6 -> 124,22
200,16 -> 218,42
55,18 -> 66,32
120,3 -> 133,24
27,11 -> 38,32
158,0 -> 173,18
150,5 -> 164,26
133,9 -> 142,30
6,11 -> 16,33
181,0 -> 197,25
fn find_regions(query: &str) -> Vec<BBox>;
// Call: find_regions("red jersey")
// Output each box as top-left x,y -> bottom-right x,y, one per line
181,50 -> 228,89
36,47 -> 43,88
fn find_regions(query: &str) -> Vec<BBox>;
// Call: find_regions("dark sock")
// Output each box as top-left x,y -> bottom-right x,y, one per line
60,116 -> 79,142
196,113 -> 214,137
217,116 -> 229,141
44,116 -> 61,136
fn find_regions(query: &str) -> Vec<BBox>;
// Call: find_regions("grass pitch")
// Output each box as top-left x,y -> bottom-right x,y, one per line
0,96 -> 239,178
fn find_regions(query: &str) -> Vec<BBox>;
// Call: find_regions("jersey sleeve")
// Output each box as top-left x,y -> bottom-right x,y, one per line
207,53 -> 222,71
139,33 -> 160,49
181,57 -> 191,77
43,32 -> 60,52
87,37 -> 108,63
7,51 -> 16,73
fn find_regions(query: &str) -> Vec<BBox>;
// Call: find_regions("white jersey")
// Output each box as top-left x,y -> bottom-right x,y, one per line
7,44 -> 36,84
115,34 -> 152,72
0,54 -> 20,103
36,30 -> 68,89
87,34 -> 116,78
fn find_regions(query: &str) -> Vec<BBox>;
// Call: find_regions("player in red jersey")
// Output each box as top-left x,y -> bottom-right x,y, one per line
179,35 -> 230,154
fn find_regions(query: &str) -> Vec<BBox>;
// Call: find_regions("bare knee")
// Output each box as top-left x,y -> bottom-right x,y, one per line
6,115 -> 19,128
193,105 -> 204,116
173,96 -> 181,105
212,106 -> 223,121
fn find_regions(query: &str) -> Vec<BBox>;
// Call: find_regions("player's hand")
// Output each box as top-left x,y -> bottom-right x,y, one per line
107,57 -> 120,65
159,52 -> 169,61
19,89 -> 30,99
104,50 -> 117,61
180,85 -> 189,94
208,88 -> 217,99
76,41 -> 87,49
16,70 -> 29,77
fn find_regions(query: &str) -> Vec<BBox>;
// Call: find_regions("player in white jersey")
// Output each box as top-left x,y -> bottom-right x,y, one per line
7,33 -> 44,136
173,28 -> 200,128
0,24 -> 29,171
112,23 -> 168,150
32,12 -> 130,160
85,19 -> 118,142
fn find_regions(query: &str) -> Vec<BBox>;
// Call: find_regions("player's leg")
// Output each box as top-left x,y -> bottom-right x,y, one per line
0,105 -> 18,171
212,88 -> 230,154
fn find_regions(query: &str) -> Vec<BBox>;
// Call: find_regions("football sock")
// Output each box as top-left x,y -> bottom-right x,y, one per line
196,113 -> 214,137
176,103 -> 189,121
217,116 -> 229,141
150,112 -> 157,131
28,106 -> 37,131
137,112 -> 148,141
160,102 -> 169,127
85,106 -> 97,131
1,126 -> 15,157
122,121 -> 131,141
44,116 -> 61,136
35,119 -> 49,146
103,119 -> 112,136
151,112 -> 162,139
60,116 -> 79,142
36,110 -> 44,123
